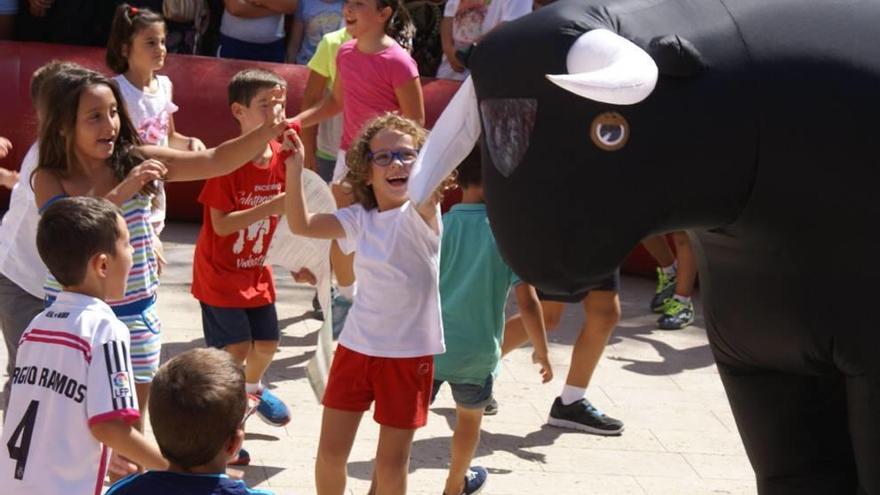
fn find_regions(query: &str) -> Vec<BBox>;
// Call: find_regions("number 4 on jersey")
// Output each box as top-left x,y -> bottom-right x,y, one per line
7,400 -> 39,480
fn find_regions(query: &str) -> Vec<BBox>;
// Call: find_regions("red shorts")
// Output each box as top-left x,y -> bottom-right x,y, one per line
322,344 -> 434,429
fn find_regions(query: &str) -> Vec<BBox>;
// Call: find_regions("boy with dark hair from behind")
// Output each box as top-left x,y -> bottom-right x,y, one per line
0,196 -> 166,494
432,145 -> 553,495
191,69 -> 291,447
106,347 -> 274,494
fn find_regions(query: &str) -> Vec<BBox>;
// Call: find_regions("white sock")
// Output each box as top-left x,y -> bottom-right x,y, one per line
560,384 -> 586,406
673,294 -> 691,304
245,382 -> 262,395
661,261 -> 678,277
337,283 -> 355,301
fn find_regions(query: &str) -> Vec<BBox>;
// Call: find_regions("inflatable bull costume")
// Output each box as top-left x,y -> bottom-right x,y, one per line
410,0 -> 880,493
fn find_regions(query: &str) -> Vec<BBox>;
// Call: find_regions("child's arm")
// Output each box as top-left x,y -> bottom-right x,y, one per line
210,194 -> 286,236
142,95 -> 287,182
249,0 -> 298,13
394,78 -> 425,126
32,160 -> 166,208
440,17 -> 465,72
299,70 -> 330,172
89,419 -> 168,471
286,17 -> 306,63
513,283 -> 553,383
284,132 -> 346,239
415,173 -> 455,233
0,167 -> 19,190
224,0 -> 277,17
0,136 -> 11,159
293,74 -> 343,129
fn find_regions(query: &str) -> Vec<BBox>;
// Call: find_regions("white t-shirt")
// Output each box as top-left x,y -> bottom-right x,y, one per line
220,10 -> 285,44
0,143 -> 48,298
114,74 -> 177,233
333,202 -> 445,357
436,0 -> 532,80
0,291 -> 139,495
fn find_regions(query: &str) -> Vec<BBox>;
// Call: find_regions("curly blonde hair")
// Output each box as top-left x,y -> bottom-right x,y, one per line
345,113 -> 428,210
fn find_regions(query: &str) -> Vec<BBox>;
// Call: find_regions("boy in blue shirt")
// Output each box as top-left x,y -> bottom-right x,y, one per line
433,146 -> 553,495
106,348 -> 272,495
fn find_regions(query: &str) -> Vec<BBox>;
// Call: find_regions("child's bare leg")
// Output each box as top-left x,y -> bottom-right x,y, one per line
642,234 -> 675,267
223,341 -> 251,365
567,291 -> 620,388
316,407 -> 363,495
671,232 -> 697,297
133,382 -> 151,432
501,301 -> 563,355
444,406 -> 484,495
369,424 -> 416,495
245,340 -> 279,384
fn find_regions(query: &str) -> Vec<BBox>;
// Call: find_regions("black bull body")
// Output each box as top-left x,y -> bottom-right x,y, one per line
466,0 -> 880,492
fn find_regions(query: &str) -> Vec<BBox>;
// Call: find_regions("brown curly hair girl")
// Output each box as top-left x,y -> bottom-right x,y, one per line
344,112 -> 427,209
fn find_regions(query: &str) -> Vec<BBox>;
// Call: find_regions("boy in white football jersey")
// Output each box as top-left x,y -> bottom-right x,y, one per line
0,196 -> 166,494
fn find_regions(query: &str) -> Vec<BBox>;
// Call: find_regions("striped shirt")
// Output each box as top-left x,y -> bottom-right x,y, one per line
45,194 -> 159,308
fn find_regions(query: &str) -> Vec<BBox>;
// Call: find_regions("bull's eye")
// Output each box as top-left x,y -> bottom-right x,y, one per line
590,111 -> 630,151
479,98 -> 537,178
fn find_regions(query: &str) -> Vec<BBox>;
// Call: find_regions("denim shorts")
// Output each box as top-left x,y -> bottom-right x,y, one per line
431,374 -> 494,409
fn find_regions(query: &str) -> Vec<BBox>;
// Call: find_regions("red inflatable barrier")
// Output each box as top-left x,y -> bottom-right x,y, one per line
0,40 -> 461,220
0,40 -> 655,276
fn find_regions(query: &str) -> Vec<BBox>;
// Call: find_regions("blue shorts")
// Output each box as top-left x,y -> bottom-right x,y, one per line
217,34 -> 286,63
431,375 -> 494,409
316,155 -> 336,183
200,302 -> 279,348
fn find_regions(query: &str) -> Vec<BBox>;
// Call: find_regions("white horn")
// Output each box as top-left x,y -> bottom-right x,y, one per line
546,29 -> 658,105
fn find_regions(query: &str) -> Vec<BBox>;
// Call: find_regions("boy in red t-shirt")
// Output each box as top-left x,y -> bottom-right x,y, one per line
191,69 -> 291,448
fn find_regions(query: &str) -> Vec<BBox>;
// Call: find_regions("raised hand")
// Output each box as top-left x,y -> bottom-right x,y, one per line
261,86 -> 290,137
0,136 -> 12,159
127,159 -> 168,187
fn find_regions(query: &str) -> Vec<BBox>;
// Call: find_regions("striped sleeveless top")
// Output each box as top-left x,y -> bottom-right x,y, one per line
45,194 -> 159,308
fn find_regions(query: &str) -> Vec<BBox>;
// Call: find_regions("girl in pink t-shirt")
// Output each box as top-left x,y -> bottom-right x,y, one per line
292,0 -> 424,322
294,0 -> 424,187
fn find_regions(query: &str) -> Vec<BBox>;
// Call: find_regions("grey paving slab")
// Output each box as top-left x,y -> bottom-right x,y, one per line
0,222 -> 758,494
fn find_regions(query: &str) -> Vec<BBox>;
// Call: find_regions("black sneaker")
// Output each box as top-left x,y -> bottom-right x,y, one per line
483,397 -> 498,416
548,397 -> 623,435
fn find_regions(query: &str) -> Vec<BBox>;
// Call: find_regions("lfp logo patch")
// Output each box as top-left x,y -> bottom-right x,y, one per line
590,112 -> 630,151
111,371 -> 131,399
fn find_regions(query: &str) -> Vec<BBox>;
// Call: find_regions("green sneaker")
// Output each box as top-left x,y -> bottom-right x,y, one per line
657,298 -> 695,330
651,267 -> 677,313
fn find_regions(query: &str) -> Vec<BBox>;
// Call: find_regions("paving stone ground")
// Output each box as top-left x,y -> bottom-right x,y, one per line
0,223 -> 758,494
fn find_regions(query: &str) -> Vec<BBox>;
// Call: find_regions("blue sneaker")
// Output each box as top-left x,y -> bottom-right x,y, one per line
461,466 -> 488,495
255,387 -> 291,427
331,292 -> 352,339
